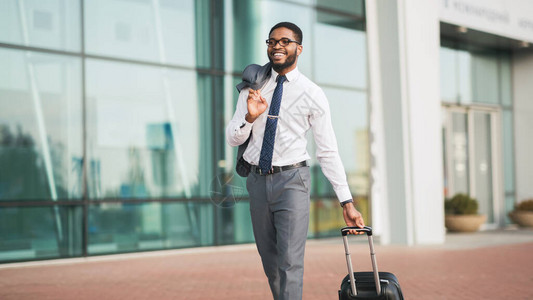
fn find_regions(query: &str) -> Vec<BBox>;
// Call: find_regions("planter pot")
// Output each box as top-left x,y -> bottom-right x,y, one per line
509,211 -> 533,227
445,214 -> 487,232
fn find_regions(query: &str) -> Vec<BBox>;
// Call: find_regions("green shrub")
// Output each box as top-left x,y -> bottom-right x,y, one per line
515,199 -> 533,211
444,193 -> 478,215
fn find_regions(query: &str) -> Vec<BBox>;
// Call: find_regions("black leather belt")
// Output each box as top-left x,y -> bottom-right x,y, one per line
250,161 -> 308,175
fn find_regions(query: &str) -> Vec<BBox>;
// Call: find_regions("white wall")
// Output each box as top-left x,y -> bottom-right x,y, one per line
403,0 -> 445,244
367,0 -> 445,245
513,52 -> 533,202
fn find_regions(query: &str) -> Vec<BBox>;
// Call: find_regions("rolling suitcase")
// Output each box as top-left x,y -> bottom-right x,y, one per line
338,226 -> 404,300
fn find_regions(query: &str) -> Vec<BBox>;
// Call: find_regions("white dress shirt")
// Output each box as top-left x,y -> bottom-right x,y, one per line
226,67 -> 351,202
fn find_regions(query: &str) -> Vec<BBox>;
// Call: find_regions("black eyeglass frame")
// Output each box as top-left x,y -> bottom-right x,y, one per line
265,38 -> 301,47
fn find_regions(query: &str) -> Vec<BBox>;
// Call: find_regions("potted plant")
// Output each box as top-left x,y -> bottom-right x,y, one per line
444,193 -> 487,232
509,199 -> 533,227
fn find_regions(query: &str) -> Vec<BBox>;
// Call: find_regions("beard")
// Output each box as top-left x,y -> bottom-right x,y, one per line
269,47 -> 298,73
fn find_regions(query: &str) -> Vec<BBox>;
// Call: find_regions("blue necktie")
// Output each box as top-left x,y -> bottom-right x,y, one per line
259,75 -> 286,174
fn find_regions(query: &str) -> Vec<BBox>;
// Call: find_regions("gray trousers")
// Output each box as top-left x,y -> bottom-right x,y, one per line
247,166 -> 311,300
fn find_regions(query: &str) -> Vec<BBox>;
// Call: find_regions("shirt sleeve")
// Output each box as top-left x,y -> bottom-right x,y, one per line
309,89 -> 352,202
226,88 -> 254,147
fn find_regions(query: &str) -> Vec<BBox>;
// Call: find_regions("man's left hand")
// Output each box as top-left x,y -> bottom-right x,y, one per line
342,202 -> 365,235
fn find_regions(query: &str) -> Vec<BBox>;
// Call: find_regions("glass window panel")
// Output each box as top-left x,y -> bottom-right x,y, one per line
500,53 -> 512,107
457,50 -> 472,104
223,76 -> 251,198
471,51 -> 499,104
314,15 -> 367,89
0,48 -> 83,201
232,201 -> 254,243
442,110 -> 450,198
440,47 -> 458,102
0,0 -> 81,51
327,89 -> 368,196
0,206 -> 83,262
196,74 -> 216,196
316,10 -> 365,30
312,198 -> 346,237
473,112 -> 494,223
316,0 -> 365,16
194,0 -> 219,69
86,59 -> 213,199
451,112 -> 469,195
505,194 -> 515,225
231,1 -> 313,75
310,196 -> 369,238
223,76 -> 240,172
85,0 -> 196,67
502,110 -> 515,193
214,205 -> 234,245
218,76 -> 251,246
229,1 -> 262,73
88,202 -> 213,254
442,44 -> 511,107
310,164 -> 334,197
309,88 -> 368,197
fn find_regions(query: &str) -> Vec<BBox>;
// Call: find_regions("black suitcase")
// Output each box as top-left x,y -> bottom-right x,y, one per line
338,226 -> 404,300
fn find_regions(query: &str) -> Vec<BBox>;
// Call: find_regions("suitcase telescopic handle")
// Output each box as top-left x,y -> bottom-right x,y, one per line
341,226 -> 372,236
340,226 -> 381,296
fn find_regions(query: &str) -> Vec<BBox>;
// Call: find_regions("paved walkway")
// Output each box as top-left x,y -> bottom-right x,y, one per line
1,228 -> 533,300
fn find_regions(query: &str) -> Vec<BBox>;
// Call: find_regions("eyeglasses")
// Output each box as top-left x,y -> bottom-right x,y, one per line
265,38 -> 301,47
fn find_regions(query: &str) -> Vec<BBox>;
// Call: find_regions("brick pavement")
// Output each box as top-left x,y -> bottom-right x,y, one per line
1,229 -> 533,300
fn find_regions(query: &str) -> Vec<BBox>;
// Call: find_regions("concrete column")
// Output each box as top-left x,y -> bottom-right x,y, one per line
367,0 -> 445,245
513,52 -> 533,202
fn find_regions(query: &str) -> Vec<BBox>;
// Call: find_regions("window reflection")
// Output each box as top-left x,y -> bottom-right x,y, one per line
457,51 -> 472,103
0,206 -> 83,262
0,0 -> 80,51
451,112 -> 469,194
314,19 -> 367,89
440,45 -> 511,105
323,88 -> 368,197
231,1 -> 313,74
88,202 -> 213,254
472,52 -> 499,104
502,111 -> 515,193
0,49 -> 82,201
440,47 -> 458,102
500,54 -> 512,106
86,59 -> 211,199
85,0 -> 196,67
316,0 -> 365,16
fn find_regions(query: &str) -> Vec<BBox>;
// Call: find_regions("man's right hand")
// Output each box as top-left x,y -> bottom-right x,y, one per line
246,89 -> 268,123
342,202 -> 365,235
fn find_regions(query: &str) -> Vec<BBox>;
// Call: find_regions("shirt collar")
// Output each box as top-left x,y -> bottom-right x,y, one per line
271,67 -> 299,83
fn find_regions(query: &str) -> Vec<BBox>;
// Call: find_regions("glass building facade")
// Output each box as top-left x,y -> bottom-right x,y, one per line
0,0 -> 368,262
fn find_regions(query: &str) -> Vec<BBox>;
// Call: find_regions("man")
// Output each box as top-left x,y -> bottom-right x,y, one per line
226,22 -> 365,300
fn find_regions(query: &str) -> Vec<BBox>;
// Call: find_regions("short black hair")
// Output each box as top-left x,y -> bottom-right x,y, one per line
269,22 -> 303,45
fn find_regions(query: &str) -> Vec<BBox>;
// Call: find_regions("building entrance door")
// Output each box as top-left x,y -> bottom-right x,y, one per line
442,105 -> 502,228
